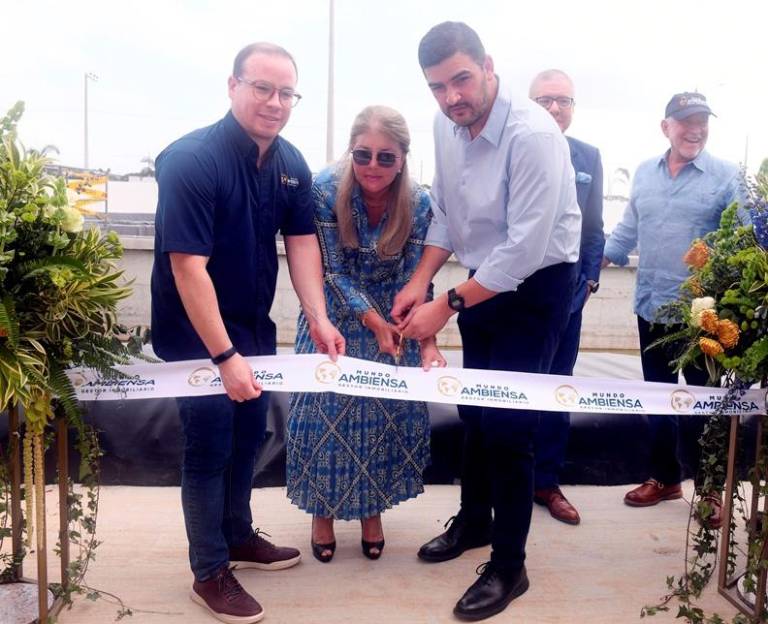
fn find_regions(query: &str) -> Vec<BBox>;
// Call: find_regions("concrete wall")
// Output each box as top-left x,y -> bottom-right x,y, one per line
117,236 -> 640,351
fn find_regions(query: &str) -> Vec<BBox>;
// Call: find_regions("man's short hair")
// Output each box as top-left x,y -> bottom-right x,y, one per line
418,21 -> 485,69
232,42 -> 298,78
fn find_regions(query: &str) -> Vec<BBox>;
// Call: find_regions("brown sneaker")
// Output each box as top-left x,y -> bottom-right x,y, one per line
191,565 -> 264,624
534,487 -> 581,525
624,479 -> 683,507
229,528 -> 301,571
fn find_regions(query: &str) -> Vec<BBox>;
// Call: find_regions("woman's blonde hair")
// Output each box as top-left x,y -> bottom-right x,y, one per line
334,105 -> 413,258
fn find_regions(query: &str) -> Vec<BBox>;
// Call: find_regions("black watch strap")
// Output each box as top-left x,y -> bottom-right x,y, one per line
211,346 -> 238,365
447,288 -> 466,312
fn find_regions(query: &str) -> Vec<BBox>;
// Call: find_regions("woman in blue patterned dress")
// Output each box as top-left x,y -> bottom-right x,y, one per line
287,105 -> 445,562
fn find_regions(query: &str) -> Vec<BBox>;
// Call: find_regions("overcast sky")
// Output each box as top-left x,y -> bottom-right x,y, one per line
3,0 -> 767,188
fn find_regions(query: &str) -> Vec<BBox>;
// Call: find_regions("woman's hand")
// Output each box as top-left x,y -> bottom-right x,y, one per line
419,336 -> 447,371
361,310 -> 401,358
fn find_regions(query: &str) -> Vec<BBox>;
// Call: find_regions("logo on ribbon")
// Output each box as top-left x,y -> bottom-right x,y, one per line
670,389 -> 696,413
315,361 -> 341,384
188,367 -> 216,387
555,384 -> 580,407
437,376 -> 462,397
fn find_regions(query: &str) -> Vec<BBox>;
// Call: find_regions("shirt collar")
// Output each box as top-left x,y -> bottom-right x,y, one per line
222,110 -> 280,163
658,148 -> 711,174
452,76 -> 508,147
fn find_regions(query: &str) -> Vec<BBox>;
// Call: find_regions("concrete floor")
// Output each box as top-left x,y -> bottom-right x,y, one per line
22,483 -> 741,624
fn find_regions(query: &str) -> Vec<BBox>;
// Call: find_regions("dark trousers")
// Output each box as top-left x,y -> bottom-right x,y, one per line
177,392 -> 268,581
533,304 -> 583,489
637,316 -> 710,485
458,262 -> 575,571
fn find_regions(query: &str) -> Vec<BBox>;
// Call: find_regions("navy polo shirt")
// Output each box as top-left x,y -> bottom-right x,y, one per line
150,111 -> 315,362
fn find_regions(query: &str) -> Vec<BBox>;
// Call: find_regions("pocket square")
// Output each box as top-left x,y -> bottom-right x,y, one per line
576,171 -> 592,184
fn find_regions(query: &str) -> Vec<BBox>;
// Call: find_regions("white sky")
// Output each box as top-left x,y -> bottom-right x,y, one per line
3,0 -> 767,189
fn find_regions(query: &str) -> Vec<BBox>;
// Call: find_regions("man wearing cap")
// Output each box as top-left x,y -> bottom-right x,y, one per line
602,92 -> 742,524
529,69 -> 605,526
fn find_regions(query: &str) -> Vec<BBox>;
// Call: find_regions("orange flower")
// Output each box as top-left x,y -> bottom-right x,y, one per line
699,309 -> 719,334
699,337 -> 724,357
683,240 -> 710,269
716,319 -> 740,349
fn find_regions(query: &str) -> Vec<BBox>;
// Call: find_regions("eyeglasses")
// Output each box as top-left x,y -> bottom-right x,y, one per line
351,149 -> 400,168
236,77 -> 302,108
534,96 -> 575,109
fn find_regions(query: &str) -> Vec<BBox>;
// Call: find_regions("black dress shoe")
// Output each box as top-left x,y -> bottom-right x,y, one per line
417,513 -> 492,563
454,562 -> 529,621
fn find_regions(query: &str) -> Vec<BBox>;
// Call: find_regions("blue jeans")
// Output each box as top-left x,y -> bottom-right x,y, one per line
177,393 -> 268,581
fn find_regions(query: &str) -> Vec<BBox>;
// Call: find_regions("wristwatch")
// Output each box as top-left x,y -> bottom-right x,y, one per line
447,288 -> 466,312
587,280 -> 600,294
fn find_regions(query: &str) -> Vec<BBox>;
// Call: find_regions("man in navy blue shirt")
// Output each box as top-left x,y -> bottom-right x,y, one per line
151,42 -> 344,624
529,69 -> 605,526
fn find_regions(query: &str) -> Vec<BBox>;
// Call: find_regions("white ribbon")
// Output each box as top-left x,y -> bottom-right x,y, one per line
67,353 -> 766,416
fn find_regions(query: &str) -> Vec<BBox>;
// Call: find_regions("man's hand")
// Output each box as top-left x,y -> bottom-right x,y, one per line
308,317 -> 346,361
218,353 -> 262,402
400,298 -> 453,341
391,279 -> 429,325
419,337 -> 447,371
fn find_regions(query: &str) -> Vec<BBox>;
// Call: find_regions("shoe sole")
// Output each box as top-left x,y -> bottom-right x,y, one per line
190,590 -> 265,624
230,554 -> 302,571
453,576 -> 530,621
417,538 -> 492,563
624,492 -> 683,507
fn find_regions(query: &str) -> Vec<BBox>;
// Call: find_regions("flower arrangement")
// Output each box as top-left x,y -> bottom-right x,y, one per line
656,172 -> 768,385
644,171 -> 768,622
0,101 -> 141,615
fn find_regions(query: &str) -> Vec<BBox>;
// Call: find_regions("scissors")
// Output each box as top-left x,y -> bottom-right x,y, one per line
393,331 -> 404,371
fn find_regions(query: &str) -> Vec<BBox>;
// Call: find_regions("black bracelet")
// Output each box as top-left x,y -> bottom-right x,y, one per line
211,346 -> 238,365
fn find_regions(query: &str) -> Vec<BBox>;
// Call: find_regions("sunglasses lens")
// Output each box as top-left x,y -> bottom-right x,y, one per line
377,152 -> 397,167
352,149 -> 372,165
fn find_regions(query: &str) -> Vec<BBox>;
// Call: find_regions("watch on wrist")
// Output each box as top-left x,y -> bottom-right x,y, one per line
587,280 -> 600,294
447,288 -> 466,312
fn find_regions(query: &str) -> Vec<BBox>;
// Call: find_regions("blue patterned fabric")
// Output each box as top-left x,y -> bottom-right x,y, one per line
287,166 -> 433,520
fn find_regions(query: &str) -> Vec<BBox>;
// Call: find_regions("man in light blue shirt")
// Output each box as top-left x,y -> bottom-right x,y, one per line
603,92 -> 742,525
391,21 -> 580,622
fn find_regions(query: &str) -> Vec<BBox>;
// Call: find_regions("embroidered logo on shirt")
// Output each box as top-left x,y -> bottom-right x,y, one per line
575,171 -> 592,184
280,173 -> 300,189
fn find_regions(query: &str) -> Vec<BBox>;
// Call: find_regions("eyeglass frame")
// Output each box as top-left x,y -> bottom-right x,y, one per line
534,96 -> 575,109
236,77 -> 302,108
350,148 -> 400,168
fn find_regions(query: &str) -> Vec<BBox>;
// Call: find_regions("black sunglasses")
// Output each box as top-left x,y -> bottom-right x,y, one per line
351,148 -> 399,168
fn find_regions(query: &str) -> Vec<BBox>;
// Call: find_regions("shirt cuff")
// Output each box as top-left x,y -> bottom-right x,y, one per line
473,264 -> 522,293
603,241 -> 629,267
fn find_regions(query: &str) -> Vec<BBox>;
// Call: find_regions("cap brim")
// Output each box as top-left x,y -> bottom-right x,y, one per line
671,106 -> 716,120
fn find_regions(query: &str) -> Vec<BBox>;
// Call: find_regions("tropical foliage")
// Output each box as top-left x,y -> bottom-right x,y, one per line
0,101 -> 139,615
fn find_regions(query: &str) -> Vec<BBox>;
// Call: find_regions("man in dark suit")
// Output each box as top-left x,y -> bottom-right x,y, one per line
529,69 -> 605,525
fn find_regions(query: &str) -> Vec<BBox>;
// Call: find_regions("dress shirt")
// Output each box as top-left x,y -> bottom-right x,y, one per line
603,150 -> 742,322
425,82 -> 581,292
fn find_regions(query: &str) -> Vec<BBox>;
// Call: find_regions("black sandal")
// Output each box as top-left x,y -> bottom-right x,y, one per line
311,540 -> 336,563
361,538 -> 385,560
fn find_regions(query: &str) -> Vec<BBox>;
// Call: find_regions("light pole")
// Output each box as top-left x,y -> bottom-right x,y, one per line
83,72 -> 98,169
325,0 -> 335,163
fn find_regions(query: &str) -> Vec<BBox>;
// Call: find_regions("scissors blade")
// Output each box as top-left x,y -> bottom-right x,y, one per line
394,332 -> 403,371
